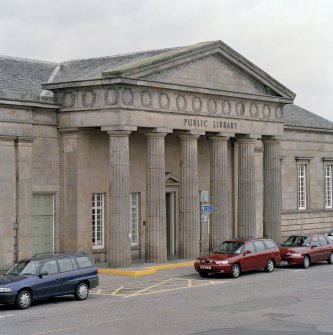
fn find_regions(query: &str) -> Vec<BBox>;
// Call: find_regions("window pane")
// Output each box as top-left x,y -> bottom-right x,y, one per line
92,193 -> 104,249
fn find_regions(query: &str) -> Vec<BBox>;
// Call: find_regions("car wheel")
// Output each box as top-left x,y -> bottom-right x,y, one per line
75,282 -> 89,300
199,272 -> 209,278
302,255 -> 310,269
265,259 -> 275,272
16,290 -> 32,309
327,252 -> 333,264
230,263 -> 240,278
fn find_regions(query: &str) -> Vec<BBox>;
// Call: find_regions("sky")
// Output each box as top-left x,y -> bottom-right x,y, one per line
0,0 -> 332,121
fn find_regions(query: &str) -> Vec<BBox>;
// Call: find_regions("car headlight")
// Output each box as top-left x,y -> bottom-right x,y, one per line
291,253 -> 302,257
0,288 -> 12,292
215,260 -> 229,265
195,259 -> 201,263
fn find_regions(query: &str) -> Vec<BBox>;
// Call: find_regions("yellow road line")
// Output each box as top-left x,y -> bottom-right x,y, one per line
124,278 -> 174,298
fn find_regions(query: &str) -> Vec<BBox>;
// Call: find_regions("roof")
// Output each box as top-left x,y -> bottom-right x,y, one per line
0,55 -> 57,96
283,104 -> 333,130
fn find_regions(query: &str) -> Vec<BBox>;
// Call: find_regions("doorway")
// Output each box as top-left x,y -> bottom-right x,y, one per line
166,191 -> 176,258
32,194 -> 54,255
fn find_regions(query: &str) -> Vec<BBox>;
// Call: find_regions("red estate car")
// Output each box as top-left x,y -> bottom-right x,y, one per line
194,238 -> 281,278
280,234 -> 333,268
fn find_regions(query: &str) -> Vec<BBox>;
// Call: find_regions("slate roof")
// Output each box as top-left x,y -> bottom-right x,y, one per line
1,43 -> 332,131
0,55 -> 57,96
283,104 -> 333,130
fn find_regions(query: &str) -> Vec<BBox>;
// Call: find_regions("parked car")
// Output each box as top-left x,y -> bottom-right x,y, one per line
0,252 -> 99,309
194,237 -> 281,278
280,234 -> 333,268
326,229 -> 333,242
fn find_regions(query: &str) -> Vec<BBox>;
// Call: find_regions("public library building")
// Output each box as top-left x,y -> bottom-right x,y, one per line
1,41 -> 333,269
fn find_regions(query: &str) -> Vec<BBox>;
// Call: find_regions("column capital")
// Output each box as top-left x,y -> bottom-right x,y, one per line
178,133 -> 201,141
208,135 -> 230,142
101,125 -> 137,133
58,127 -> 80,133
144,132 -> 168,139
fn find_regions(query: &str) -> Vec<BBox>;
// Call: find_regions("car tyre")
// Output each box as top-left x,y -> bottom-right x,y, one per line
327,252 -> 333,264
75,282 -> 89,301
230,263 -> 240,278
16,290 -> 32,309
302,255 -> 310,269
264,259 -> 275,273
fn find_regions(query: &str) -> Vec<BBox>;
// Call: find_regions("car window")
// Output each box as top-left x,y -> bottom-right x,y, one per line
244,242 -> 255,253
216,241 -> 244,254
301,237 -> 311,246
311,237 -> 319,247
282,236 -> 306,246
41,260 -> 58,275
58,258 -> 75,272
254,241 -> 265,252
263,240 -> 277,249
318,235 -> 328,246
7,260 -> 41,276
75,256 -> 94,269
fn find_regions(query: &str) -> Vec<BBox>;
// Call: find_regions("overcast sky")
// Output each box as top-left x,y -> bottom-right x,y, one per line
0,0 -> 332,121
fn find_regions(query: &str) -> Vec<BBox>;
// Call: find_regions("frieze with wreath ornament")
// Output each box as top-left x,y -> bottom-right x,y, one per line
250,103 -> 259,117
104,88 -> 119,105
140,90 -> 153,107
191,96 -> 203,113
275,106 -> 283,120
82,90 -> 96,107
62,92 -> 76,108
207,98 -> 217,114
262,104 -> 271,119
176,94 -> 187,111
236,102 -> 245,116
122,88 -> 134,106
221,100 -> 231,115
158,92 -> 171,109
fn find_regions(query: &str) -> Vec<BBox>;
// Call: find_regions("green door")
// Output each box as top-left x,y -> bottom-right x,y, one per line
32,194 -> 54,255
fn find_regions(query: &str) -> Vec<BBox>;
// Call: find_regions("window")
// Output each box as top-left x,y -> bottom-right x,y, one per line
76,256 -> 94,269
254,240 -> 265,252
41,260 -> 58,275
318,235 -> 328,246
244,242 -> 255,253
298,163 -> 307,210
92,193 -> 104,249
58,258 -> 75,272
130,193 -> 139,246
324,164 -> 333,209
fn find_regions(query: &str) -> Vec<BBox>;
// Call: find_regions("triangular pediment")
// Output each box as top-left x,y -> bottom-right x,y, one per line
142,54 -> 275,97
102,41 -> 295,101
165,172 -> 180,185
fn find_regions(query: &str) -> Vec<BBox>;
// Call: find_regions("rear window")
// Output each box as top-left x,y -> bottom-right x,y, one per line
75,256 -> 94,269
58,258 -> 75,272
263,240 -> 277,249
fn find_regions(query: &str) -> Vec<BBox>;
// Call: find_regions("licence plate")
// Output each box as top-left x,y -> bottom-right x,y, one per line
200,265 -> 211,270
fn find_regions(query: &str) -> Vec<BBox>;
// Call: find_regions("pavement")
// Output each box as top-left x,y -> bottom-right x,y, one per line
98,259 -> 194,277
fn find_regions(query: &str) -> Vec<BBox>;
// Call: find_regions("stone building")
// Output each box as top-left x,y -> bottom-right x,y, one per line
1,40 -> 333,269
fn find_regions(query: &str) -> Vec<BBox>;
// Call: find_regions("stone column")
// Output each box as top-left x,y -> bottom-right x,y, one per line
145,131 -> 168,263
209,135 -> 230,250
237,137 -> 257,237
178,133 -> 200,259
16,137 -> 34,260
61,129 -> 91,253
103,126 -> 136,268
0,136 -> 16,269
263,138 -> 281,242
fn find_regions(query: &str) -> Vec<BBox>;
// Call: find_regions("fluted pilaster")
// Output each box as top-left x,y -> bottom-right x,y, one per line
263,138 -> 282,242
145,132 -> 167,263
179,134 -> 200,259
107,130 -> 132,267
209,136 -> 230,250
238,138 -> 256,237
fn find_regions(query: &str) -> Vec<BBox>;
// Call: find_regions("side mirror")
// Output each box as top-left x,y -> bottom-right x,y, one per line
39,271 -> 48,278
311,243 -> 318,249
244,250 -> 252,255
